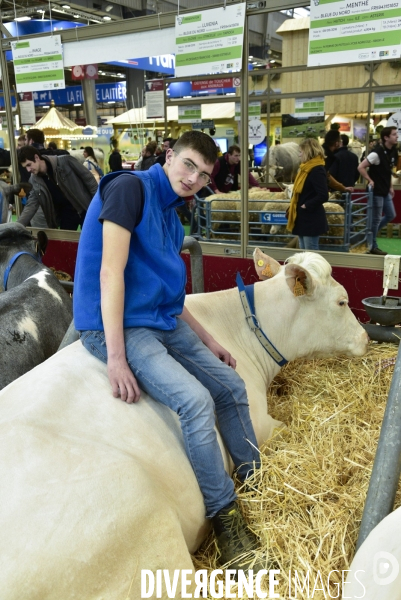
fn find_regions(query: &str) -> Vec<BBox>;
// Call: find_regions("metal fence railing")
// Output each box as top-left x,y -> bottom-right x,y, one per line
192,190 -> 374,252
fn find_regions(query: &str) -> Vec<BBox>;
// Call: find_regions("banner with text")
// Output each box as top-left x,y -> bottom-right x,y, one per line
11,35 -> 65,92
308,0 -> 401,67
178,105 -> 202,123
175,3 -> 246,77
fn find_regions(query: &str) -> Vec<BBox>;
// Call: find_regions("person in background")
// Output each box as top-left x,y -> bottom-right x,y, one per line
83,147 -> 104,184
358,126 -> 399,255
26,129 -> 69,156
109,140 -> 123,172
140,142 -> 157,171
17,134 -> 27,149
209,144 -> 260,193
328,134 -> 360,188
47,142 -> 58,151
323,130 -> 354,193
286,138 -> 328,251
360,139 -> 375,162
18,145 -> 98,230
155,138 -> 176,167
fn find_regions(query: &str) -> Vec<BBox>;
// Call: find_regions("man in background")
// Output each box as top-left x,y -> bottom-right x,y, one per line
109,139 -> 123,172
155,138 -> 176,167
358,126 -> 399,255
210,144 -> 260,193
18,145 -> 98,230
329,134 -> 359,188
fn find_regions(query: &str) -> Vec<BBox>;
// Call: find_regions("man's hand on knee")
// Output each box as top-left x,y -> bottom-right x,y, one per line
107,357 -> 141,403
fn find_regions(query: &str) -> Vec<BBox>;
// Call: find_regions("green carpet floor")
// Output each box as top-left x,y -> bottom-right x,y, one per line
376,237 -> 401,255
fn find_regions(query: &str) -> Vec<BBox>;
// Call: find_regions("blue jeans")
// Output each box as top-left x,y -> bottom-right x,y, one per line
80,319 -> 260,518
298,235 -> 320,251
372,193 -> 396,249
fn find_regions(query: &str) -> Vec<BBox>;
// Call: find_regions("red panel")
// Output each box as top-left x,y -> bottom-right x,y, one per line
44,240 -> 384,324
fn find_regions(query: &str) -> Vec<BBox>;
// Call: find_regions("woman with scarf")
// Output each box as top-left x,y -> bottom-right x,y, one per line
286,138 -> 328,251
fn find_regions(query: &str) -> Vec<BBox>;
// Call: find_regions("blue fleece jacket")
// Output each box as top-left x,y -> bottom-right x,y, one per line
73,164 -> 186,331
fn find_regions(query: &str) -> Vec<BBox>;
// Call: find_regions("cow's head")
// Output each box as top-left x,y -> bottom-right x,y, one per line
0,223 -> 48,290
253,248 -> 368,359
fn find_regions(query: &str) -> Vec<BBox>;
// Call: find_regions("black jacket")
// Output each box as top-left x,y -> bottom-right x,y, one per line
109,150 -> 123,172
292,165 -> 329,237
329,146 -> 359,187
367,143 -> 398,196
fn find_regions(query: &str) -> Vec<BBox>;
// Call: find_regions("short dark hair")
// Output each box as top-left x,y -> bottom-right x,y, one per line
228,144 -> 241,155
381,126 -> 397,143
163,137 -> 173,144
26,128 -> 45,144
173,131 -> 217,165
18,134 -> 26,142
18,145 -> 43,164
47,141 -> 58,150
325,129 -> 341,147
340,134 -> 349,147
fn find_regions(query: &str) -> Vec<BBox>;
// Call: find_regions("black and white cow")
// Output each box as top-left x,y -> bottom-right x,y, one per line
0,222 -> 72,389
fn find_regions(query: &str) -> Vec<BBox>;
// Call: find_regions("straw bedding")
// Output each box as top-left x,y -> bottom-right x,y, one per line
192,343 -> 400,599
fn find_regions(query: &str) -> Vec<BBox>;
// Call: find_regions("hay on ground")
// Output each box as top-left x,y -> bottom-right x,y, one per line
192,343 -> 400,599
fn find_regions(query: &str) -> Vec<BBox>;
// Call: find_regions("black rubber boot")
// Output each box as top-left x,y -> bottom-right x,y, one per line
212,501 -> 264,571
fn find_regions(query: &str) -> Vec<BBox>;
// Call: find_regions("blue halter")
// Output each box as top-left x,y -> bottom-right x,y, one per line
3,251 -> 42,291
236,272 -> 287,367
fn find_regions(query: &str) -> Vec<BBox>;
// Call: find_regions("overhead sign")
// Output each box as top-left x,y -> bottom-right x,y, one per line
145,79 -> 165,119
175,3 -> 246,77
192,78 -> 234,91
235,101 -> 261,121
308,0 -> 401,67
192,120 -> 215,129
374,91 -> 401,112
18,91 -> 36,125
294,97 -> 324,117
11,35 -> 65,92
178,105 -> 202,123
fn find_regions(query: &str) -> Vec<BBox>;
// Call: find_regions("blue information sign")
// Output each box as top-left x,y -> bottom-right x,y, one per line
260,212 -> 288,225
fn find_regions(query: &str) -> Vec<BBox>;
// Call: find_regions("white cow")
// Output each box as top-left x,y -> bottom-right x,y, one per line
261,142 -> 301,183
344,508 -> 401,598
0,250 -> 368,599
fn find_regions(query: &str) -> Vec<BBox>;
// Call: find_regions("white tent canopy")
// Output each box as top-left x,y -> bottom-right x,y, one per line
107,102 -> 236,126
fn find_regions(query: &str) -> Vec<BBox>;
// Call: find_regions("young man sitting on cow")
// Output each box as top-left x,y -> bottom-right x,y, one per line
73,131 -> 262,570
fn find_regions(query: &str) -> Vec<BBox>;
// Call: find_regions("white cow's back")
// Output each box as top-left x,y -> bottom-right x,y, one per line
344,507 -> 401,599
0,342 -> 209,599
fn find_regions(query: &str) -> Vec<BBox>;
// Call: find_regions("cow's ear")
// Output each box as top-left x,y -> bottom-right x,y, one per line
253,248 -> 281,280
284,263 -> 315,297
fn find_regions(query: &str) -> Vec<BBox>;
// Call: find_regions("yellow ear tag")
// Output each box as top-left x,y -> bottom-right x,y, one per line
261,264 -> 273,278
257,260 -> 264,266
293,277 -> 305,296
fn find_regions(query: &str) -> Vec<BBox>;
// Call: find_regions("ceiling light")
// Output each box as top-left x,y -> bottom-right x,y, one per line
42,105 -> 50,108
73,14 -> 80,18
103,16 -> 111,20
14,16 -> 31,21
107,101 -> 115,104
249,56 -> 253,59
53,8 -> 66,13
74,103 -> 81,106
62,4 -> 71,8
269,59 -> 276,64
36,9 -> 45,12
105,4 -> 113,11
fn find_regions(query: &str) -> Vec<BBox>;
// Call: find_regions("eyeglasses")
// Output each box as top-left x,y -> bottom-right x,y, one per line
173,150 -> 211,185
